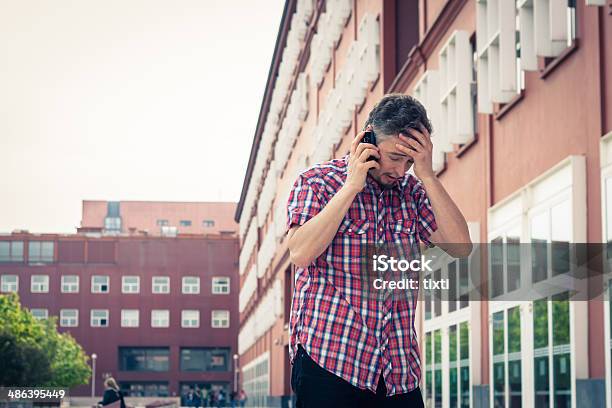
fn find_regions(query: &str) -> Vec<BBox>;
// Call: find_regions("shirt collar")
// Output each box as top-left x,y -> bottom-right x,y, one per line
341,154 -> 407,194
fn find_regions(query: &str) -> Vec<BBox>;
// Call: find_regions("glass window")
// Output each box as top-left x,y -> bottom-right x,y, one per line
152,276 -> 170,294
92,275 -> 109,293
30,308 -> 48,320
0,241 -> 24,262
508,306 -> 522,407
182,277 -> 200,294
180,220 -> 192,227
180,348 -> 230,371
182,310 -> 200,328
531,211 -> 549,283
1,275 -> 18,292
202,220 -> 215,228
118,347 -> 170,372
28,241 -> 54,263
434,329 -> 442,407
122,310 -> 139,327
211,310 -> 230,328
449,325 -> 458,408
156,219 -> 169,227
31,275 -> 49,293
61,275 -> 79,293
122,276 -> 140,294
91,309 -> 109,327
212,277 -> 230,294
121,382 -> 169,397
151,310 -> 169,328
60,309 -> 78,327
491,237 -> 504,297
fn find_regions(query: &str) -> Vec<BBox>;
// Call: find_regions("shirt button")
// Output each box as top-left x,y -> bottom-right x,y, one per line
348,228 -> 352,232
379,227 -> 383,231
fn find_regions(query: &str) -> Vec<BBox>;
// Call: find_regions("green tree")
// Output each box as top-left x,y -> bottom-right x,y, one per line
0,293 -> 91,388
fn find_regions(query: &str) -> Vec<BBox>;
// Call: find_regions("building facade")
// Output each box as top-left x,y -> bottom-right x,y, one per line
235,0 -> 612,407
0,228 -> 239,397
80,200 -> 238,237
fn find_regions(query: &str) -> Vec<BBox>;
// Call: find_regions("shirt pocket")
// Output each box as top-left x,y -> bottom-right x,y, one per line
390,218 -> 419,259
337,218 -> 370,235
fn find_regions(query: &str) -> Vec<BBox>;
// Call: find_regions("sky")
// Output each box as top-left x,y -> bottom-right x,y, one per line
0,0 -> 284,233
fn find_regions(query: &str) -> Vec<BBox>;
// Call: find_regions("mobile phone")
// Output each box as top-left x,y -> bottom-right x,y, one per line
361,130 -> 377,161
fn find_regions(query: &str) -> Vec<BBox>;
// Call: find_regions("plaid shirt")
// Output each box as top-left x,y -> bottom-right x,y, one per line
286,154 -> 437,396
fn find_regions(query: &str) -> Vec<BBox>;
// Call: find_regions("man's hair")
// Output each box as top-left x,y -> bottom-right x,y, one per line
364,93 -> 433,139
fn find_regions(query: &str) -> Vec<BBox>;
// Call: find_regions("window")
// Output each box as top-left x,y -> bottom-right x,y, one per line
61,275 -> 79,293
60,309 -> 78,327
477,0 -> 576,113
0,241 -> 24,262
242,352 -> 270,408
121,382 -> 169,397
122,309 -> 139,327
118,347 -> 170,372
179,220 -> 192,227
122,276 -> 140,294
491,306 -> 523,407
30,308 -> 48,320
31,275 -> 49,293
91,275 -> 109,293
202,220 -> 215,228
160,226 -> 177,237
152,276 -> 170,294
181,310 -> 200,328
182,277 -> 200,294
91,309 -> 109,327
211,310 -> 230,328
212,277 -> 230,294
1,275 -> 18,292
151,310 -> 169,328
104,217 -> 121,232
156,219 -> 169,227
28,241 -> 54,263
180,348 -> 230,371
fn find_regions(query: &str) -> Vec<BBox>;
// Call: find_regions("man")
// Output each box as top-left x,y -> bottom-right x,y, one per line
286,94 -> 472,407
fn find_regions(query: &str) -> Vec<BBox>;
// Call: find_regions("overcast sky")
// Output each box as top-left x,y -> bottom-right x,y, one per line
0,0 -> 284,233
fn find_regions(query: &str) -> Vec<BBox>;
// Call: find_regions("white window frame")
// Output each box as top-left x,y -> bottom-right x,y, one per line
487,155 -> 587,408
61,275 -> 79,293
212,276 -> 230,294
182,276 -> 200,294
600,132 -> 612,408
421,223 -> 481,407
181,310 -> 200,328
121,309 -> 139,327
211,310 -> 230,328
152,276 -> 170,294
151,309 -> 169,328
1,275 -> 19,292
91,275 -> 109,293
30,308 -> 48,320
91,309 -> 109,327
122,276 -> 140,294
60,309 -> 78,327
30,275 -> 49,293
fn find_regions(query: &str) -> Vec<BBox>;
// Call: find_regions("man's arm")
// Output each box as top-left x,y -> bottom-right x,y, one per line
287,128 -> 380,267
397,126 -> 473,258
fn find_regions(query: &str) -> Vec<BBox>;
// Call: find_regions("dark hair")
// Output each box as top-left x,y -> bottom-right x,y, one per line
364,93 -> 433,138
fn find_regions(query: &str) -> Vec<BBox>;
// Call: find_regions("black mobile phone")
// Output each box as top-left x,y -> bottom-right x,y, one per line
361,130 -> 377,161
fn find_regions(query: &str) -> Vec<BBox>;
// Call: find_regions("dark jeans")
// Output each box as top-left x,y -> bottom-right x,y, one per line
291,345 -> 424,408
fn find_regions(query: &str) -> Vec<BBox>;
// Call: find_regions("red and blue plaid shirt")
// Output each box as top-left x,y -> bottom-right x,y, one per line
286,154 -> 438,396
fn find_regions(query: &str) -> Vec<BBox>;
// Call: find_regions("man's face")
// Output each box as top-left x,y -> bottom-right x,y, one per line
368,132 -> 415,188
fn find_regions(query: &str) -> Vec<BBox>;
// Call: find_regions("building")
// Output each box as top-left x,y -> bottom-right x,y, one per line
0,203 -> 239,398
235,0 -> 612,407
80,200 -> 238,237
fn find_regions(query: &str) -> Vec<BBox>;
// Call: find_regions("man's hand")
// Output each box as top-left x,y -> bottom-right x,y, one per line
396,124 -> 435,181
345,127 -> 380,193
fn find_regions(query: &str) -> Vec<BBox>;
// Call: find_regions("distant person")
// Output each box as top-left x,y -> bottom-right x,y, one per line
98,377 -> 126,408
238,390 -> 247,407
184,388 -> 196,407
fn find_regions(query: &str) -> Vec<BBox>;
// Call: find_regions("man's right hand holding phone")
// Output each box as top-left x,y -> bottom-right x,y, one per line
344,127 -> 380,194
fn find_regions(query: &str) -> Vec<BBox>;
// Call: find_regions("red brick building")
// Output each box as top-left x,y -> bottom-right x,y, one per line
0,202 -> 239,399
235,0 -> 612,407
